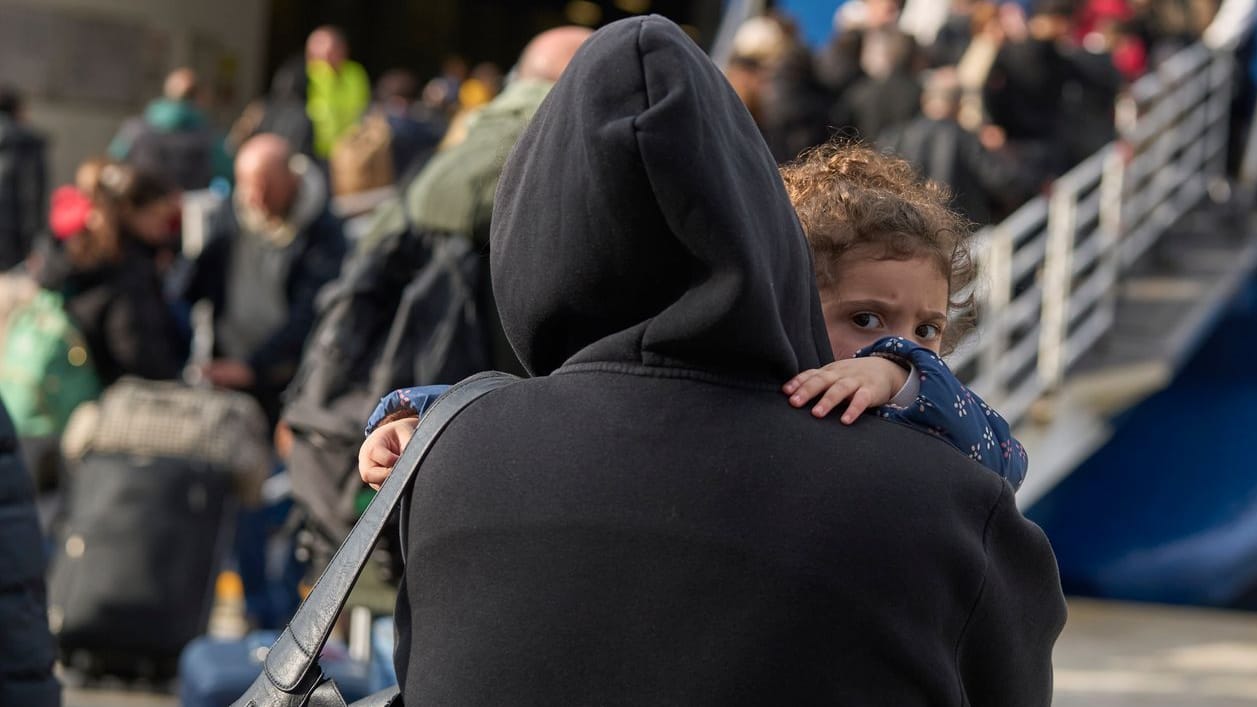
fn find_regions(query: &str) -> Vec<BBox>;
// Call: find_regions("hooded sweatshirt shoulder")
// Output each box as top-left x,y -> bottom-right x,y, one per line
395,16 -> 1065,707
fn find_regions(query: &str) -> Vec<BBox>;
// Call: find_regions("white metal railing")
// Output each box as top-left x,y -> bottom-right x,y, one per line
954,40 -> 1238,427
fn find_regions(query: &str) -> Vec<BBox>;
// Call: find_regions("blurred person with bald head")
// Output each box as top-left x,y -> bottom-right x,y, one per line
108,67 -> 230,190
306,25 -> 371,159
181,133 -> 346,421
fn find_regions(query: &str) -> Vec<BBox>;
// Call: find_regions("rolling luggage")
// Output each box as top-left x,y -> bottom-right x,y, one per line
47,378 -> 270,678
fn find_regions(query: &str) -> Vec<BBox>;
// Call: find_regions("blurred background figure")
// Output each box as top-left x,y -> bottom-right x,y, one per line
727,14 -> 836,163
305,25 -> 370,160
879,66 -> 1031,224
181,133 -> 346,424
108,67 -> 229,191
984,0 -> 1120,181
372,69 -> 444,185
229,56 -> 317,160
0,85 -> 47,271
36,163 -> 185,387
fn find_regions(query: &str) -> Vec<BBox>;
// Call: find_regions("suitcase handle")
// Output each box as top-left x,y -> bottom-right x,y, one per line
231,371 -> 516,707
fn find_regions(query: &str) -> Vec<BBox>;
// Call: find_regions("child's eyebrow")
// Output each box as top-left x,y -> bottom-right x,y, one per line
839,299 -> 947,323
838,298 -> 894,311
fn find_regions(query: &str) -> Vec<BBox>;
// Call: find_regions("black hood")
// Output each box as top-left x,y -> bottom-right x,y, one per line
490,16 -> 831,382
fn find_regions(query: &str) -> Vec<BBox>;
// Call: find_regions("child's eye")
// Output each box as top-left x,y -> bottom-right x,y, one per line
916,323 -> 942,340
852,312 -> 884,329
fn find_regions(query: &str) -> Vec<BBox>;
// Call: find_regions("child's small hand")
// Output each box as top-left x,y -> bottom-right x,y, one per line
782,357 -> 909,424
358,416 -> 420,490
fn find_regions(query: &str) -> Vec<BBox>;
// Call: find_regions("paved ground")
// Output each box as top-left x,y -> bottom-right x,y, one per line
1053,599 -> 1257,706
64,597 -> 1257,706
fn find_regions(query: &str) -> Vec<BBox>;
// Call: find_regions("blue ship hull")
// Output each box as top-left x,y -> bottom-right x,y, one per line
1028,277 -> 1257,609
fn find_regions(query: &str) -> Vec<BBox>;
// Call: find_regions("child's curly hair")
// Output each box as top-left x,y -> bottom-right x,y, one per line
781,141 -> 977,354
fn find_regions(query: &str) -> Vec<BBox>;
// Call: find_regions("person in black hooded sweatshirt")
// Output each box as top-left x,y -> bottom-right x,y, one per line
385,16 -> 1066,706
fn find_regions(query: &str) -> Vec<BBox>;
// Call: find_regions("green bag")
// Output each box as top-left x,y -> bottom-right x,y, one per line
0,287 -> 101,437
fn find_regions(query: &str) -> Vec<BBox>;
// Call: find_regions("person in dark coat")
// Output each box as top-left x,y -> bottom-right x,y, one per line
984,0 -> 1121,178
182,133 -> 346,422
386,16 -> 1066,706
0,86 -> 47,271
108,68 -> 230,191
230,56 -> 317,160
0,401 -> 60,707
880,66 -> 1035,223
372,69 -> 444,184
35,165 -> 185,386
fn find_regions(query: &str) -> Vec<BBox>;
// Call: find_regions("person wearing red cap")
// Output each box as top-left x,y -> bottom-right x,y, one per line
34,162 -> 184,386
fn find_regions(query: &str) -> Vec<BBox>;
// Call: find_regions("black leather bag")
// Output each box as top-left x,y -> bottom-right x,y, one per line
230,371 -> 515,707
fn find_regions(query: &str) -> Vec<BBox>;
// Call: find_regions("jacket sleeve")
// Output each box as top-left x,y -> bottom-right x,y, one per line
364,385 -> 451,435
177,212 -> 232,309
857,336 -> 1028,490
956,483 -> 1067,706
247,217 -> 347,387
961,130 -> 1036,208
104,280 -> 185,381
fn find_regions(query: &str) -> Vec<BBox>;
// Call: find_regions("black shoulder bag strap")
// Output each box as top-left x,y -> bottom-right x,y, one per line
231,370 -> 517,707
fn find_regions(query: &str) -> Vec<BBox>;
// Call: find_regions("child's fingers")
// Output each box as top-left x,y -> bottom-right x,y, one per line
782,369 -> 820,395
812,379 -> 859,418
788,372 -> 839,408
360,463 -> 390,488
841,387 -> 876,424
368,446 -> 400,468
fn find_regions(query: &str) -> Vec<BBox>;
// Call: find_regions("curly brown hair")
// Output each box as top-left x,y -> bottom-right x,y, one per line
781,141 -> 977,353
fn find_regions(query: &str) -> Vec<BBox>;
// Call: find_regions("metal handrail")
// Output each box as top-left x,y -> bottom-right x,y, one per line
954,40 -> 1238,428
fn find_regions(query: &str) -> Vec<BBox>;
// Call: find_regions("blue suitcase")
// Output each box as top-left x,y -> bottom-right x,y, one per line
178,631 -> 372,707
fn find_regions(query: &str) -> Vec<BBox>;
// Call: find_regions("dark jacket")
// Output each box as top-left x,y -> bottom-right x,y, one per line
109,99 -> 228,191
0,117 -> 47,270
37,239 -> 185,386
880,116 -> 1032,224
393,16 -> 1066,707
0,401 -> 60,707
254,56 -> 317,159
847,70 -> 923,141
184,168 -> 346,419
760,46 -> 836,163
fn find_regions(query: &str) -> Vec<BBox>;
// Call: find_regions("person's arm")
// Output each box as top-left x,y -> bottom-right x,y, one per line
359,384 -> 451,490
364,385 -> 451,436
104,279 -> 186,381
957,482 -> 1066,706
857,336 -> 1029,490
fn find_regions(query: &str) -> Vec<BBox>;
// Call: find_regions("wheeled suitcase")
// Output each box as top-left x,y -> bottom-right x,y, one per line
47,378 -> 271,678
48,453 -> 234,678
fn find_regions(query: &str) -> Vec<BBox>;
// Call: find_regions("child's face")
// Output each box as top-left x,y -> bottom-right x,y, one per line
820,252 -> 950,360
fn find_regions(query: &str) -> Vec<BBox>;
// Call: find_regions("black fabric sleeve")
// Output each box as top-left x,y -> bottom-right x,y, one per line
956,484 -> 1067,706
104,282 -> 185,381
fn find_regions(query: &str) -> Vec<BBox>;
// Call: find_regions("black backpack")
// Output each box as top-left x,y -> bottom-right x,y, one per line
280,198 -> 492,567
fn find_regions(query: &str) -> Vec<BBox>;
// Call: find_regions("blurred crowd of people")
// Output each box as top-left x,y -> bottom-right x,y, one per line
727,0 -> 1225,223
0,0 -> 1248,700
0,23 -> 516,433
